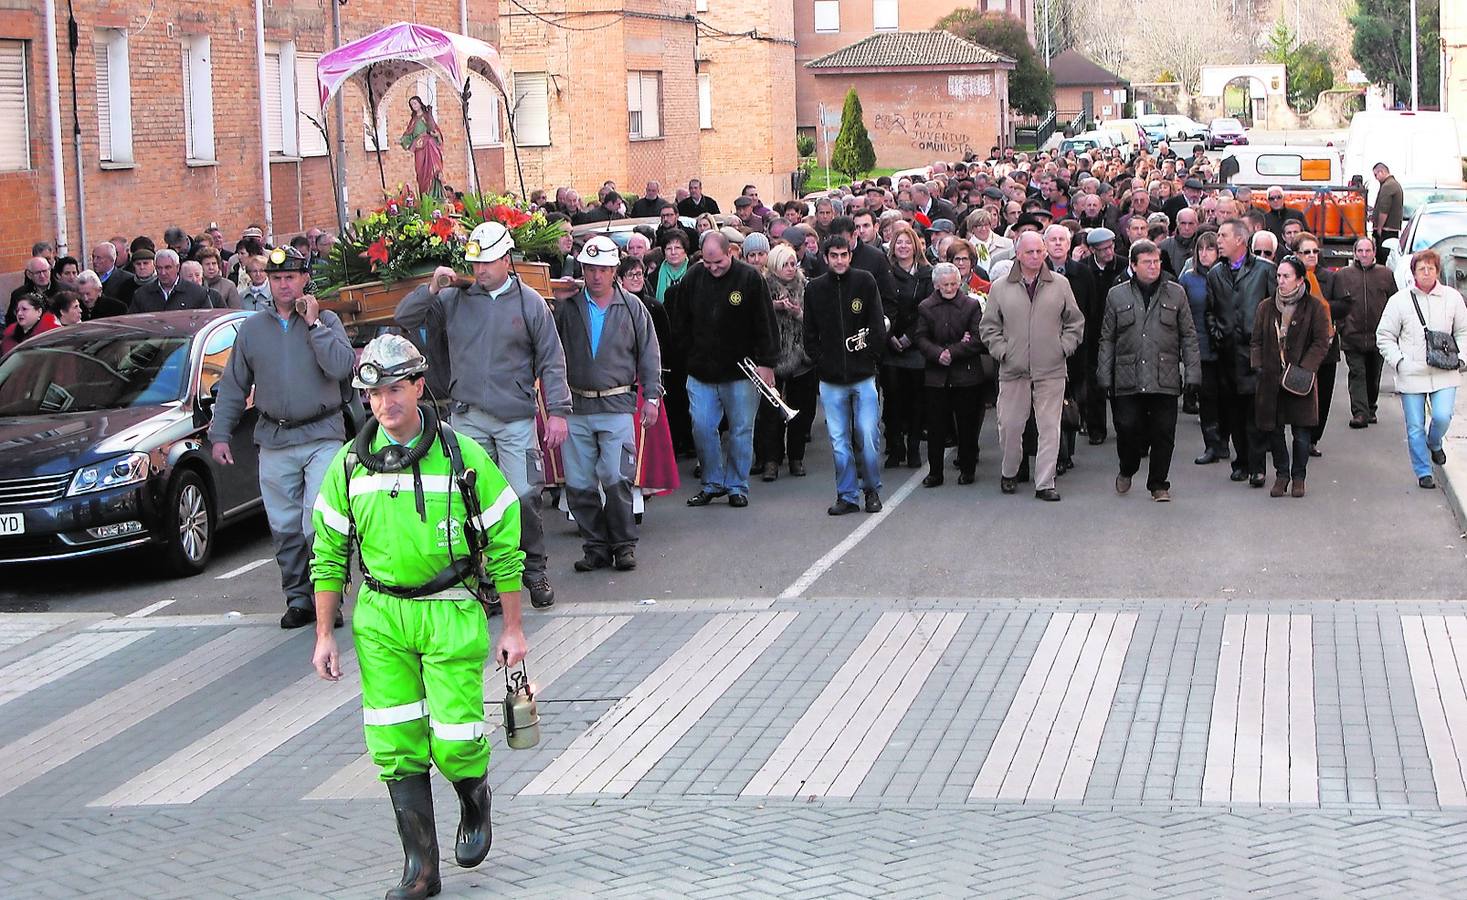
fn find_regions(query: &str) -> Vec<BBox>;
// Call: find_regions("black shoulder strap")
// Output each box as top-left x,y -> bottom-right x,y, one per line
341,449 -> 361,588
1411,292 -> 1429,329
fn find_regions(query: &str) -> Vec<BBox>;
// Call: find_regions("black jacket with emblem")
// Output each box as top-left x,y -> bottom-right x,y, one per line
803,267 -> 888,385
1096,278 -> 1202,397
667,258 -> 778,383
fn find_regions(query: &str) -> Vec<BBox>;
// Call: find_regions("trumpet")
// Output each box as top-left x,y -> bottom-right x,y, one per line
738,357 -> 799,423
845,327 -> 870,352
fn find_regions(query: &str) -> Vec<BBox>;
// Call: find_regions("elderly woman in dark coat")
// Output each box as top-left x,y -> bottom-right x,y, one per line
1250,254 -> 1331,498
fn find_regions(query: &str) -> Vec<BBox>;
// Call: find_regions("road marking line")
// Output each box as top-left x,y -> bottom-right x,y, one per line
778,464 -> 931,600
1202,613 -> 1315,804
91,650 -> 363,807
215,558 -> 273,580
1403,615 -> 1467,806
0,627 -> 291,800
522,611 -> 796,795
305,614 -> 632,801
970,612 -> 1136,801
0,631 -> 151,709
743,611 -> 964,798
125,600 -> 176,618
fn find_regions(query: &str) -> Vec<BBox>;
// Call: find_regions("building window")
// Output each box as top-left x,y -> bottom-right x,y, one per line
873,0 -> 898,30
512,72 -> 550,146
814,0 -> 840,33
94,29 -> 132,164
695,0 -> 708,10
182,36 -> 214,162
697,73 -> 712,130
0,41 -> 26,172
627,72 -> 661,140
295,53 -> 327,157
983,0 -> 1005,10
467,73 -> 502,147
263,42 -> 300,157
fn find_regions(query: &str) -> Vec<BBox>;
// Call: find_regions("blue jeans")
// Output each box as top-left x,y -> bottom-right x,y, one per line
1401,388 -> 1457,477
687,376 -> 759,496
819,377 -> 883,503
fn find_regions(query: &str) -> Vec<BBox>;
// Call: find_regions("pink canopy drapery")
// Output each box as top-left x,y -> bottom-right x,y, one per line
315,22 -> 508,109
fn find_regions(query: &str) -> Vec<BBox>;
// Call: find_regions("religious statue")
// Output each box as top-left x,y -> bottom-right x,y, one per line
399,95 -> 444,200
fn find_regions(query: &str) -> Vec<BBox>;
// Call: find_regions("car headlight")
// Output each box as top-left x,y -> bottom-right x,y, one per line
68,452 -> 151,496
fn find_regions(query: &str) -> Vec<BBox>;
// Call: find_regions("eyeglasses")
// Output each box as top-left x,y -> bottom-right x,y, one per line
1256,249 -> 1276,258
622,271 -> 646,279
1296,248 -> 1319,255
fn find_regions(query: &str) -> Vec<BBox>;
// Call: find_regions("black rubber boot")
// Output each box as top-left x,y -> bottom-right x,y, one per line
386,774 -> 441,900
452,774 -> 493,868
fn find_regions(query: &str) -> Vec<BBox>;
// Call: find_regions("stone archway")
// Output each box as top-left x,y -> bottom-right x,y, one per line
1222,75 -> 1269,126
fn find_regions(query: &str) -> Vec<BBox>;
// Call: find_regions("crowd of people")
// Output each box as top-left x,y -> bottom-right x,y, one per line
6,142 -> 1465,601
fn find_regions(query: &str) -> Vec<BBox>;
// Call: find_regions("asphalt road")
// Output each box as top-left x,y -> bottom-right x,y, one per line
4,372 -> 1463,618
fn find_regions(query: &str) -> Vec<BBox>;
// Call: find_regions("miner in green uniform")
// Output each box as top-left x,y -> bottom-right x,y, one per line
310,334 -> 528,900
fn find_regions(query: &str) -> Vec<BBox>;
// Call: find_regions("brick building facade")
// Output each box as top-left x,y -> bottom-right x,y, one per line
0,0 -> 798,283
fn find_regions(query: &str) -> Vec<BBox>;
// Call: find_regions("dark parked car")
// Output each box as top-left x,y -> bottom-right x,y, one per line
0,310 -> 263,574
1208,118 -> 1249,150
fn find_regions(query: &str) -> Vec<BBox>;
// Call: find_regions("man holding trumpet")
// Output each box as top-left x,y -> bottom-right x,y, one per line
668,231 -> 779,508
803,234 -> 889,515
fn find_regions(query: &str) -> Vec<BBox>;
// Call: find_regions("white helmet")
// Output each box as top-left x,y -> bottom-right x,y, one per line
353,333 -> 428,389
463,221 -> 514,263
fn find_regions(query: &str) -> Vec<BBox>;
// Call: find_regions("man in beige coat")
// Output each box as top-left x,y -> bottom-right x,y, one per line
979,232 -> 1086,500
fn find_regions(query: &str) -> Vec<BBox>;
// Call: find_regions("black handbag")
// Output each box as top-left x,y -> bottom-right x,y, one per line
1277,317 -> 1315,397
1411,294 -> 1461,371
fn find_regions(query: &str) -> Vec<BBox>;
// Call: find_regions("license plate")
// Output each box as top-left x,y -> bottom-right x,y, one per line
0,513 -> 22,536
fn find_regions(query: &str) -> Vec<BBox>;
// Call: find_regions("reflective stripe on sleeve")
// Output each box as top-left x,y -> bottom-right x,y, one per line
473,485 -> 517,533
430,719 -> 486,741
363,699 -> 428,727
313,496 -> 351,534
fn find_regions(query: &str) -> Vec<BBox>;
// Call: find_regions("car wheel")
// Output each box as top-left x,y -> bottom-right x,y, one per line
160,469 -> 215,576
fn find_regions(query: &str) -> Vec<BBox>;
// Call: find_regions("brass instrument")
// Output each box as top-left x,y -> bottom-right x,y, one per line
738,357 -> 799,423
845,327 -> 870,352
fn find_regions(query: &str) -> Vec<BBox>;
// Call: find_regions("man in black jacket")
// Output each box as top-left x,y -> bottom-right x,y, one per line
829,215 -> 896,312
676,179 -> 720,218
1082,228 -> 1126,444
90,242 -> 137,308
668,231 -> 778,508
1206,218 -> 1277,485
804,235 -> 889,515
128,249 -> 212,313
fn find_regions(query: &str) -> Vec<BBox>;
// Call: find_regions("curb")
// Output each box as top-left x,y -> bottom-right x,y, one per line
1435,389 -> 1467,536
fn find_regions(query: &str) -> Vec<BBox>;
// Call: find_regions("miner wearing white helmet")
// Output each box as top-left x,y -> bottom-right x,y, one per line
311,332 -> 527,899
552,234 -> 662,572
396,219 -> 569,610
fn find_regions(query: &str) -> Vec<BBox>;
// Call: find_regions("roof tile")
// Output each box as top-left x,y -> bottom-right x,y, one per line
806,31 -> 1014,70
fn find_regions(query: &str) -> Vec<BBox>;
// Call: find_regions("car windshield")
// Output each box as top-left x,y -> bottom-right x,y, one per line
1139,116 -> 1165,127
1212,119 -> 1242,132
0,330 -> 192,415
1409,209 -> 1467,253
1404,191 -> 1467,222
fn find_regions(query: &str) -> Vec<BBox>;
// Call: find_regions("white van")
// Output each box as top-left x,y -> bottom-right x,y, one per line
1343,110 -> 1465,206
1219,145 -> 1344,187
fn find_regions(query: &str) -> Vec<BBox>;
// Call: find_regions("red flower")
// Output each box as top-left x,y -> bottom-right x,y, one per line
364,237 -> 390,269
429,216 -> 456,241
490,205 -> 531,230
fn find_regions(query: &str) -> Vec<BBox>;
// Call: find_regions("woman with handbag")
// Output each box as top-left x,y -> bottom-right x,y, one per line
1376,249 -> 1467,489
1250,255 -> 1332,497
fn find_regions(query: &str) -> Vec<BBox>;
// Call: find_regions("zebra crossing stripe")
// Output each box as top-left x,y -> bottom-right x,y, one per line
0,626 -> 291,800
970,612 -> 1137,801
304,614 -> 632,801
742,611 -> 964,798
90,651 -> 362,807
522,611 -> 797,796
1201,613 -> 1316,805
0,631 -> 150,710
1402,615 -> 1467,807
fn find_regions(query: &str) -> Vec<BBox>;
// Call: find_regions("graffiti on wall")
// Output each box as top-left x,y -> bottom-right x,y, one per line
874,109 -> 975,157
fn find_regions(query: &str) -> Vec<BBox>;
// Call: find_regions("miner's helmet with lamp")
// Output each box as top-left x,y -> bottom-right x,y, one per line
463,221 -> 514,263
265,245 -> 312,273
353,333 -> 429,391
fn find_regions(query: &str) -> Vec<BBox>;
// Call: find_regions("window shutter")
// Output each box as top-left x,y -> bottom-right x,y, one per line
813,1 -> 840,33
512,72 -> 549,146
697,73 -> 712,130
642,73 -> 659,139
295,53 -> 326,157
0,41 -> 29,172
873,0 -> 898,30
467,73 -> 501,147
264,50 -> 283,154
94,37 -> 111,161
363,103 -> 389,151
183,37 -> 214,161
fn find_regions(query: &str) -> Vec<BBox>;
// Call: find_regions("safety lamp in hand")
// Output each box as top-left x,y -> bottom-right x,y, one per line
503,663 -> 540,750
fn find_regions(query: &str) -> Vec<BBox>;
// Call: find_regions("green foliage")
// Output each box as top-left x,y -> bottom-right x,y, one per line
796,133 -> 816,158
1350,0 -> 1441,107
1264,22 -> 1336,112
936,11 -> 1055,117
830,89 -> 877,181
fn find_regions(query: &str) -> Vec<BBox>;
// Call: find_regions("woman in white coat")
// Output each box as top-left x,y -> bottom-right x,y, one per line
1376,249 -> 1467,488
